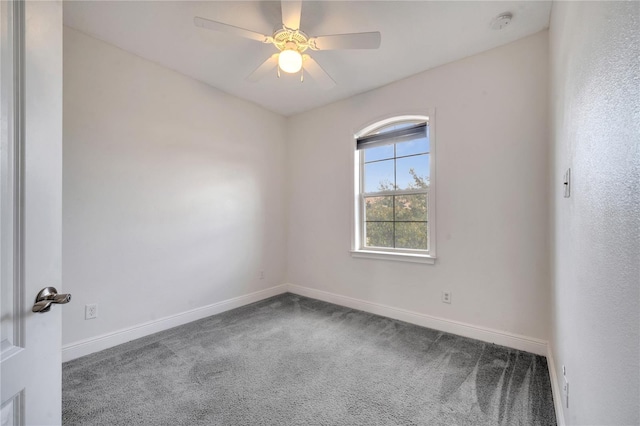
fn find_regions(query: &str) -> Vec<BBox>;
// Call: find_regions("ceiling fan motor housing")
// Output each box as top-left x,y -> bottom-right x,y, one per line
273,28 -> 309,53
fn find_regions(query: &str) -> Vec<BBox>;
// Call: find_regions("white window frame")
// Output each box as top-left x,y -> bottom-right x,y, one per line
351,113 -> 436,264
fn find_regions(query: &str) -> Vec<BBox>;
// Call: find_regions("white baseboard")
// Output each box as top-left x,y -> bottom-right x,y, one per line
63,282 -> 549,360
286,283 -> 548,356
546,344 -> 566,426
62,284 -> 288,362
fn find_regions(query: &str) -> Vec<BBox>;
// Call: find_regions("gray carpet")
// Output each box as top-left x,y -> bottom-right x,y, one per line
63,293 -> 556,425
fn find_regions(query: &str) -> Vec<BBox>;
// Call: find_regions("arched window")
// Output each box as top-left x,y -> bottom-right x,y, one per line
352,115 -> 436,263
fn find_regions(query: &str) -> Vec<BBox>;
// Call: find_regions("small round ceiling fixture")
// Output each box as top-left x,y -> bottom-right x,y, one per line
491,13 -> 513,30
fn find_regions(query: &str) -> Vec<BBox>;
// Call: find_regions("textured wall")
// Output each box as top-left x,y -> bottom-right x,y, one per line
62,27 -> 287,346
549,2 -> 640,425
286,32 -> 551,341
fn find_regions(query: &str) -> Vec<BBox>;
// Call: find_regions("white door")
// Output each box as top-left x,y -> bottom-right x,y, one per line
1,1 -> 63,425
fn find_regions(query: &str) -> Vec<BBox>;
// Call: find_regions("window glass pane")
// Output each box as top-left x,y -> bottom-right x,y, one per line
365,196 -> 393,221
394,194 -> 428,222
374,121 -> 421,136
396,136 -> 429,157
395,222 -> 428,250
396,154 -> 429,190
364,159 -> 394,193
364,144 -> 394,163
365,222 -> 393,248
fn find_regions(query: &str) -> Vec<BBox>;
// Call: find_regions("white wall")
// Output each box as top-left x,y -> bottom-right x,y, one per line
62,27 -> 287,346
286,32 -> 550,342
549,2 -> 640,425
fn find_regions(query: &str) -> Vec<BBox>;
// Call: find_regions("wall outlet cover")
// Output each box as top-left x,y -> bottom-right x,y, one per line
85,304 -> 98,320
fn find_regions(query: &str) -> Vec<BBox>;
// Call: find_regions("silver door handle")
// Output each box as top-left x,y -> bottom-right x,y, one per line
32,287 -> 71,313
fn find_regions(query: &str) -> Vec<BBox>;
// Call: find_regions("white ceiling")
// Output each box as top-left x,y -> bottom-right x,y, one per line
64,1 -> 552,116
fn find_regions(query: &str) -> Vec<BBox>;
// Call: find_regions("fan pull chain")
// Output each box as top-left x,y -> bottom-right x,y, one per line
277,67 -> 281,79
301,66 -> 304,83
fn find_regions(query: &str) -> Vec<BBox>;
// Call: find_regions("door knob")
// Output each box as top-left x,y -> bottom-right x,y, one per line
32,287 -> 71,313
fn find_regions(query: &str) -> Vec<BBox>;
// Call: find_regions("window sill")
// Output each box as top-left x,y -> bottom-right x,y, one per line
350,250 -> 436,264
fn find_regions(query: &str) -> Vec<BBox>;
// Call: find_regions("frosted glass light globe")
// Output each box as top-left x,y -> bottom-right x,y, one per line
278,49 -> 303,74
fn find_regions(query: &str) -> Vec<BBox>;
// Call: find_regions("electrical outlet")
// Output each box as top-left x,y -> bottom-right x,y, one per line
259,270 -> 265,280
442,291 -> 451,304
563,375 -> 569,408
85,304 -> 97,320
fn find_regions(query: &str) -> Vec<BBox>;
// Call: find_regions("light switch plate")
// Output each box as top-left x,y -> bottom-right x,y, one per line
563,168 -> 571,198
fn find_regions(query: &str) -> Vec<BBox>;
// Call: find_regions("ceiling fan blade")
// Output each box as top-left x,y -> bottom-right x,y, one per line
310,32 -> 381,50
281,0 -> 302,30
303,55 -> 336,89
247,54 -> 279,82
194,16 -> 270,43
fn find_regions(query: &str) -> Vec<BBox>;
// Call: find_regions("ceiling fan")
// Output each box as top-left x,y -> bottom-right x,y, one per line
194,1 -> 381,89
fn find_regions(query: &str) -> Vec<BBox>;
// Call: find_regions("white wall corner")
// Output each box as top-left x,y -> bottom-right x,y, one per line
546,344 -> 566,426
62,284 -> 288,362
285,283 -> 549,356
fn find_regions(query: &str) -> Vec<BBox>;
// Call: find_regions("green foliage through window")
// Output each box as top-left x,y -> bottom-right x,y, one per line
364,169 -> 429,250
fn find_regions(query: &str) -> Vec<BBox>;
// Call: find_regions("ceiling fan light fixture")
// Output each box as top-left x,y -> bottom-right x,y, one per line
194,1 -> 380,88
278,48 -> 303,74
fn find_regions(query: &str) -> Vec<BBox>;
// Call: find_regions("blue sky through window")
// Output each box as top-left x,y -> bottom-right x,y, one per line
363,135 -> 430,192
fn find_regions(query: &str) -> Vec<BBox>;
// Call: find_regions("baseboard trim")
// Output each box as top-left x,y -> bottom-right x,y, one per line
286,283 -> 548,356
546,344 -> 566,426
63,282 -> 549,361
62,284 -> 288,362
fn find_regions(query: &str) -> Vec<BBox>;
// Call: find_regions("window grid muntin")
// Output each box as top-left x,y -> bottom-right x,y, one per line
364,151 -> 427,165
